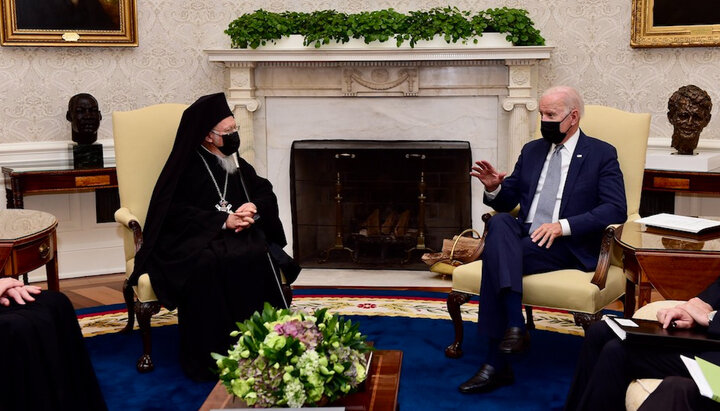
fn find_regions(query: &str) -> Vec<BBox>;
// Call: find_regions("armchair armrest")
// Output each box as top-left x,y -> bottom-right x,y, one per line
480,206 -> 519,241
590,225 -> 617,290
115,207 -> 144,252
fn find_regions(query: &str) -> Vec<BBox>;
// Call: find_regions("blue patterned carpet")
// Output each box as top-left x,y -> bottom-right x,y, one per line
81,289 -> 583,410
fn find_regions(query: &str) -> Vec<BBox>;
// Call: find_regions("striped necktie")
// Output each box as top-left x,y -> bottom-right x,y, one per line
530,144 -> 563,233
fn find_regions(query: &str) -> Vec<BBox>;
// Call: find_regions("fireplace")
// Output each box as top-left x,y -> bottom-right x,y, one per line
206,44 -> 552,269
291,140 -> 471,269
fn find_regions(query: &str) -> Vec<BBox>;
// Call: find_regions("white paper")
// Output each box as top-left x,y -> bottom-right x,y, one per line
603,316 -> 626,340
614,318 -> 639,327
635,213 -> 720,234
681,355 -> 713,400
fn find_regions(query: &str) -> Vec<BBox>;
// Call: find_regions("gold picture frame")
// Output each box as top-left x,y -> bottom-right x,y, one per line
632,0 -> 720,47
0,0 -> 137,47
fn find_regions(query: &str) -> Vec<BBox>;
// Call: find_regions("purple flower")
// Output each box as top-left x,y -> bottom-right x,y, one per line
274,319 -> 322,349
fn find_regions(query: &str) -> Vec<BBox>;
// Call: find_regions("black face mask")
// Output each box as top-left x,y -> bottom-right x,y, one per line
540,112 -> 572,145
218,131 -> 240,156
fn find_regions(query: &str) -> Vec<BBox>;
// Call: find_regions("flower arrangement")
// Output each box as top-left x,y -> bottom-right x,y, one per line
212,303 -> 373,408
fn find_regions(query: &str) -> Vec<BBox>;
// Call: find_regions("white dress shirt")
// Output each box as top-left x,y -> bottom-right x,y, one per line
486,128 -> 580,236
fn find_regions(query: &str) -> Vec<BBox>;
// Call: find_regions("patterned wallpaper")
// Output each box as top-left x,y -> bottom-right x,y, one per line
2,0 -> 720,143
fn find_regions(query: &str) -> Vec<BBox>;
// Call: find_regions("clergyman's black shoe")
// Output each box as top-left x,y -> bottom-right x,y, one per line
499,326 -> 530,354
458,364 -> 514,394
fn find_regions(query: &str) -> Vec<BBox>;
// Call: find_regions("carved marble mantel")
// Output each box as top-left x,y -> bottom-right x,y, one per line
206,46 -> 553,169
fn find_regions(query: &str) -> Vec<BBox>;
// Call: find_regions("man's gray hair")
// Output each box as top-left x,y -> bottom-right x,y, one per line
542,86 -> 585,118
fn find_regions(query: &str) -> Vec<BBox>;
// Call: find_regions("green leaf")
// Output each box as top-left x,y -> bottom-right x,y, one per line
225,8 -> 544,54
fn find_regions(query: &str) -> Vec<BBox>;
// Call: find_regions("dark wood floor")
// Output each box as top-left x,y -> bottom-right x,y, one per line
34,273 -> 662,311
36,273 -> 126,309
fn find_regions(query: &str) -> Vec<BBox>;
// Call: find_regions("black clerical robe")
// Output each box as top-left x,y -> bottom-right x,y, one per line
147,148 -> 287,380
0,291 -> 107,411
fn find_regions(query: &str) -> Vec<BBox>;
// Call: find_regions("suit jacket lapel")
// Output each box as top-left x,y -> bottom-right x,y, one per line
560,131 -> 588,216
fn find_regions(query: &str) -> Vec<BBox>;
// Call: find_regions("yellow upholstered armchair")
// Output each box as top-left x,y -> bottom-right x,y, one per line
445,105 -> 651,358
113,103 -> 188,372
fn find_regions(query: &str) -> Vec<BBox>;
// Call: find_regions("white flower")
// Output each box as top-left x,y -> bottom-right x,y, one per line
283,379 -> 306,408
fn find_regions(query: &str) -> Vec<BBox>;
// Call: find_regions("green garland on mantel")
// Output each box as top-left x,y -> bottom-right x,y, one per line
226,7 -> 545,49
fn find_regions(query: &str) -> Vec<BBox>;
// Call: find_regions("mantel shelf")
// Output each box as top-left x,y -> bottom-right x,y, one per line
205,46 -> 553,63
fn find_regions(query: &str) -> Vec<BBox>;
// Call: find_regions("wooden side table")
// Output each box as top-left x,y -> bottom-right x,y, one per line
643,168 -> 720,194
615,220 -> 720,314
641,168 -> 720,215
0,210 -> 59,291
2,165 -> 117,209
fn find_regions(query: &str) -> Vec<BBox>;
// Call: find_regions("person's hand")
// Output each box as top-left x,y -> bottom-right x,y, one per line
657,306 -> 695,329
470,160 -> 506,192
0,278 -> 41,306
677,297 -> 714,327
235,202 -> 257,216
530,222 -> 563,248
226,209 -> 256,232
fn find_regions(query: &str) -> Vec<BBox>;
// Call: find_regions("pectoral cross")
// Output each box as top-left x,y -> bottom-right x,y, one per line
216,201 -> 233,214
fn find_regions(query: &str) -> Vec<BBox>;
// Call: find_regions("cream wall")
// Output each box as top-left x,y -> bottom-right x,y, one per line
1,0 -> 720,143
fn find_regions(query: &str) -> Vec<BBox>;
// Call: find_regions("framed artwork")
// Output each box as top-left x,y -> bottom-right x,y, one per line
631,0 -> 720,47
0,0 -> 137,47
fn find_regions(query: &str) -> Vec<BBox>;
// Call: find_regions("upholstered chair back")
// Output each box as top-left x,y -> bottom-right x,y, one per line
534,104 -> 651,222
112,104 -> 188,261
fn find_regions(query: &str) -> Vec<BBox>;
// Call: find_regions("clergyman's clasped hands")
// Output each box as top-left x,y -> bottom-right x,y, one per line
225,202 -> 257,232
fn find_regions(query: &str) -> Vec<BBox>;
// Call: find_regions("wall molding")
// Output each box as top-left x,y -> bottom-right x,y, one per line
0,139 -> 116,169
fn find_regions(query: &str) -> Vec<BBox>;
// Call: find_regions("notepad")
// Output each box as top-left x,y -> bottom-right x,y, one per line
635,213 -> 720,235
604,316 -> 720,350
681,355 -> 720,403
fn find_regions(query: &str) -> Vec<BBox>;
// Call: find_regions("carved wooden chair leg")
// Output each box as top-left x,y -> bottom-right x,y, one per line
445,290 -> 472,358
524,305 -> 535,330
572,311 -> 603,331
135,300 -> 160,373
120,279 -> 135,334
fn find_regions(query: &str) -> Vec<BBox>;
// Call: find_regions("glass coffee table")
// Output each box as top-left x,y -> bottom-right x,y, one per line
615,219 -> 720,314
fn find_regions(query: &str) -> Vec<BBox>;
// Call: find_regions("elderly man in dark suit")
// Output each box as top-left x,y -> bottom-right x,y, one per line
459,85 -> 627,394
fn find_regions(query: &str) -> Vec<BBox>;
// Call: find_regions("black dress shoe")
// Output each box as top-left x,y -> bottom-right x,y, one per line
458,364 -> 514,394
499,326 -> 530,354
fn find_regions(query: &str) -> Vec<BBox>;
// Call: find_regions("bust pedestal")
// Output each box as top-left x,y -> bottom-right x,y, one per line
71,143 -> 104,169
645,149 -> 720,172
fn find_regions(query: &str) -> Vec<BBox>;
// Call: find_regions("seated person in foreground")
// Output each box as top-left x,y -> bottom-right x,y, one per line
459,85 -> 627,394
638,375 -> 720,411
0,278 -> 107,411
565,275 -> 720,410
130,93 -> 288,381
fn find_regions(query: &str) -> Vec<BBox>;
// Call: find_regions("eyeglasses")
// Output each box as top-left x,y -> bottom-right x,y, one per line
210,127 -> 238,137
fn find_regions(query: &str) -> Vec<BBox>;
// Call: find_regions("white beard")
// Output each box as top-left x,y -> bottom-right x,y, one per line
200,144 -> 238,173
217,153 -> 238,174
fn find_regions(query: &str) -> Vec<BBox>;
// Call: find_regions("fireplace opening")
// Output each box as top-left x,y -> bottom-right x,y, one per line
290,140 -> 472,270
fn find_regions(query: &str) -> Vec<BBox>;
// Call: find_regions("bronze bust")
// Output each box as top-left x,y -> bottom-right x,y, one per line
667,85 -> 712,155
66,93 -> 102,145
